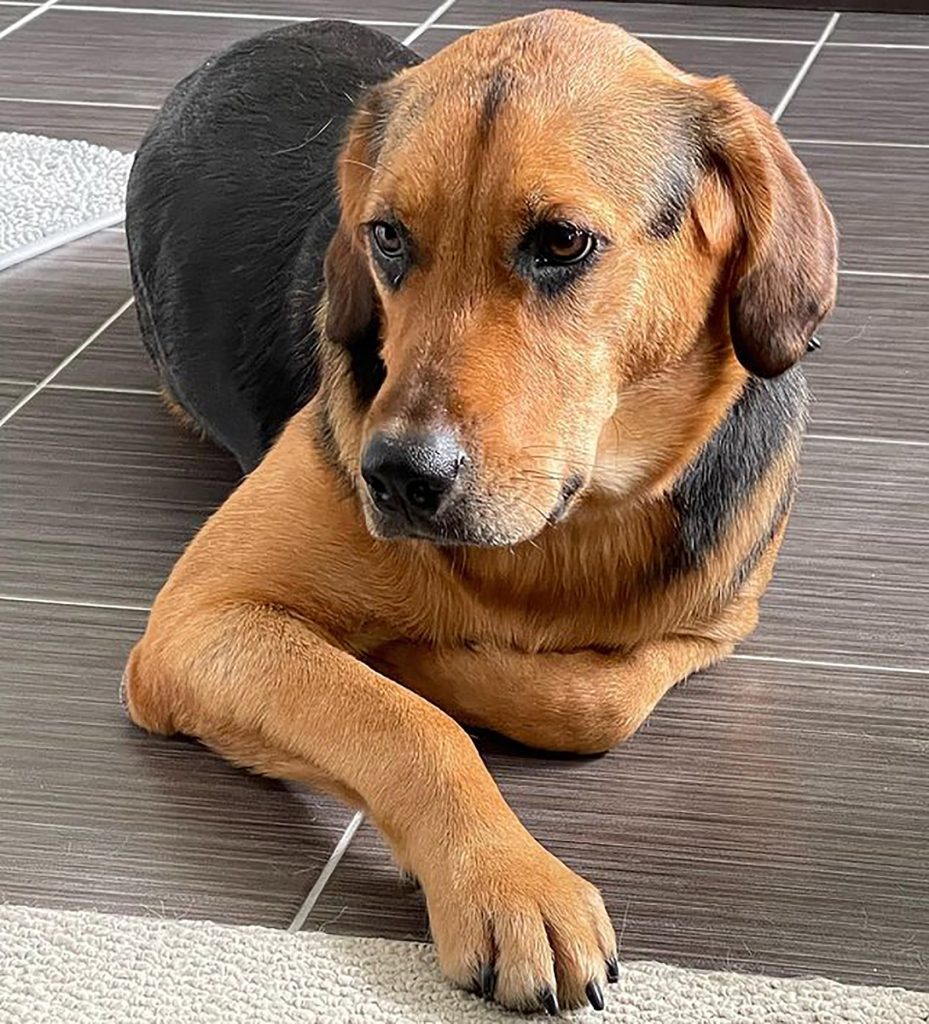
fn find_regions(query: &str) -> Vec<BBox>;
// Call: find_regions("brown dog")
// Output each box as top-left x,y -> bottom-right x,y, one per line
123,10 -> 837,1015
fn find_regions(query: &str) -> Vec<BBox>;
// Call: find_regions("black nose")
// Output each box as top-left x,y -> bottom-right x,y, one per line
361,431 -> 464,520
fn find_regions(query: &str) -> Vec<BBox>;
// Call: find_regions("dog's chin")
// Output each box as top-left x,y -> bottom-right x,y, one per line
360,476 -> 587,549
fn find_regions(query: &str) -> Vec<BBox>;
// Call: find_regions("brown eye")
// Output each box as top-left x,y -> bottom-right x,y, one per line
371,221 -> 403,258
536,221 -> 595,264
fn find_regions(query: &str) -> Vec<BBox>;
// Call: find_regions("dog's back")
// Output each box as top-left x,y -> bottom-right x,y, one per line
126,22 -> 420,470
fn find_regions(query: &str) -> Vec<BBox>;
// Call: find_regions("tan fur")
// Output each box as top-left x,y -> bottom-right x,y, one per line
124,10 -> 836,1013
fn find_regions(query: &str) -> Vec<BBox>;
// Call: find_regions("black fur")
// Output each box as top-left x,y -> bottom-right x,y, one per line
126,21 -> 420,472
646,147 -> 699,241
479,67 -> 513,137
663,366 -> 808,582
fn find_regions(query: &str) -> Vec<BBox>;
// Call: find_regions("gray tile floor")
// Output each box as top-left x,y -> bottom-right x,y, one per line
1,0 -> 927,993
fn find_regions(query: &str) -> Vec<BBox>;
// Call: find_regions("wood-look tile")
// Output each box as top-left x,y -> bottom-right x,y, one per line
0,98 -> 153,152
749,436 -> 928,671
795,143 -> 929,274
305,657 -> 929,990
415,30 -> 804,113
0,382 -> 26,416
0,232 -> 130,382
781,47 -> 929,144
806,274 -> 929,442
0,599 -> 349,925
831,10 -> 929,46
438,0 -> 829,37
0,10 -> 405,106
0,5 -> 25,31
0,390 -> 241,606
55,298 -> 161,392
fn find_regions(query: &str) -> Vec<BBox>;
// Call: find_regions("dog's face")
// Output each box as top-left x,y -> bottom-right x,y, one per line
323,10 -> 836,547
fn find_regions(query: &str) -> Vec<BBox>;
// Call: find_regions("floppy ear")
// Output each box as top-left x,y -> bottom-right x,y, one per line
700,78 -> 837,378
323,86 -> 385,353
323,220 -> 378,352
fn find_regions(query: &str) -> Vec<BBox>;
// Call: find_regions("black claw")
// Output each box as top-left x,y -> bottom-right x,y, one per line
586,980 -> 605,1011
807,334 -> 822,353
606,957 -> 620,984
479,963 -> 496,1000
539,987 -> 560,1016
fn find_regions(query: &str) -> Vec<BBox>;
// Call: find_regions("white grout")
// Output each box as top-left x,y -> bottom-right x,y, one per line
52,5 -> 417,26
830,40 -> 929,51
0,593 -> 152,612
732,654 -> 929,677
771,11 -> 841,124
807,432 -> 929,448
0,297 -> 135,429
287,811 -> 365,933
0,0 -> 60,41
437,24 -> 817,45
790,137 -> 929,150
46,383 -> 161,395
0,94 -> 159,109
401,0 -> 457,47
839,268 -> 929,281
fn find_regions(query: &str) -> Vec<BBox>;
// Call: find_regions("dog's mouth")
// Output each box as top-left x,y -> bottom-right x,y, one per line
547,474 -> 585,526
362,472 -> 587,548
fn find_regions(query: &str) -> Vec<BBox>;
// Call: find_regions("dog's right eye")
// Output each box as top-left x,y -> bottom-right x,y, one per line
371,221 -> 404,259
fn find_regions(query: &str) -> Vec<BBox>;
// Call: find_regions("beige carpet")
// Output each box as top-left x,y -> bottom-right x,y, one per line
0,904 -> 926,1023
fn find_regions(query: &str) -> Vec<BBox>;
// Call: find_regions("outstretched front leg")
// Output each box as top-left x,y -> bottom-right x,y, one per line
122,599 -> 617,1014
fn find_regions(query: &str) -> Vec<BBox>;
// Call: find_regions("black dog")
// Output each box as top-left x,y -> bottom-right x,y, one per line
127,21 -> 419,471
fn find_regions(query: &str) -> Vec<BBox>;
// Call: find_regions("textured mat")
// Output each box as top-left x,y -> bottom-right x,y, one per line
0,904 -> 926,1023
0,132 -> 132,272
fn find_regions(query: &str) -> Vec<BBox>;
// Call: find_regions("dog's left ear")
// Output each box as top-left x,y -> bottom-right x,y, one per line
698,78 -> 838,378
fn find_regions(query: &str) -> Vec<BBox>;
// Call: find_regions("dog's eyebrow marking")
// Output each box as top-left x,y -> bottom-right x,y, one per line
479,66 -> 514,137
646,146 -> 700,240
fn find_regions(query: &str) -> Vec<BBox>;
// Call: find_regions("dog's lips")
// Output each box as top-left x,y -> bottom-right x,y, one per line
547,473 -> 586,526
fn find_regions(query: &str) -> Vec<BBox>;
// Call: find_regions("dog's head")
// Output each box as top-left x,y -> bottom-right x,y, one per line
321,10 -> 837,547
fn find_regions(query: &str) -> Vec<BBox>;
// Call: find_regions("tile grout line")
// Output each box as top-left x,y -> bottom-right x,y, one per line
52,5 -> 419,25
790,138 -> 929,150
0,0 -> 60,41
771,11 -> 840,124
0,95 -> 161,109
286,811 -> 365,933
401,0 -> 457,47
45,383 -> 162,395
806,432 -> 929,448
0,593 -> 152,612
731,654 -> 929,677
838,268 -> 929,280
0,296 -> 134,429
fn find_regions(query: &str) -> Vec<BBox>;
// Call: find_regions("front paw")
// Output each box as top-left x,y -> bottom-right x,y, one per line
423,835 -> 617,1013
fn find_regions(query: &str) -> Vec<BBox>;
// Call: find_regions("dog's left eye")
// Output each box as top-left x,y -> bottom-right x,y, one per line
534,222 -> 595,265
371,221 -> 404,259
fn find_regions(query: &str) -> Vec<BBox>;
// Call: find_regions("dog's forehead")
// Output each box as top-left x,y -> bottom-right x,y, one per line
370,19 -> 698,228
